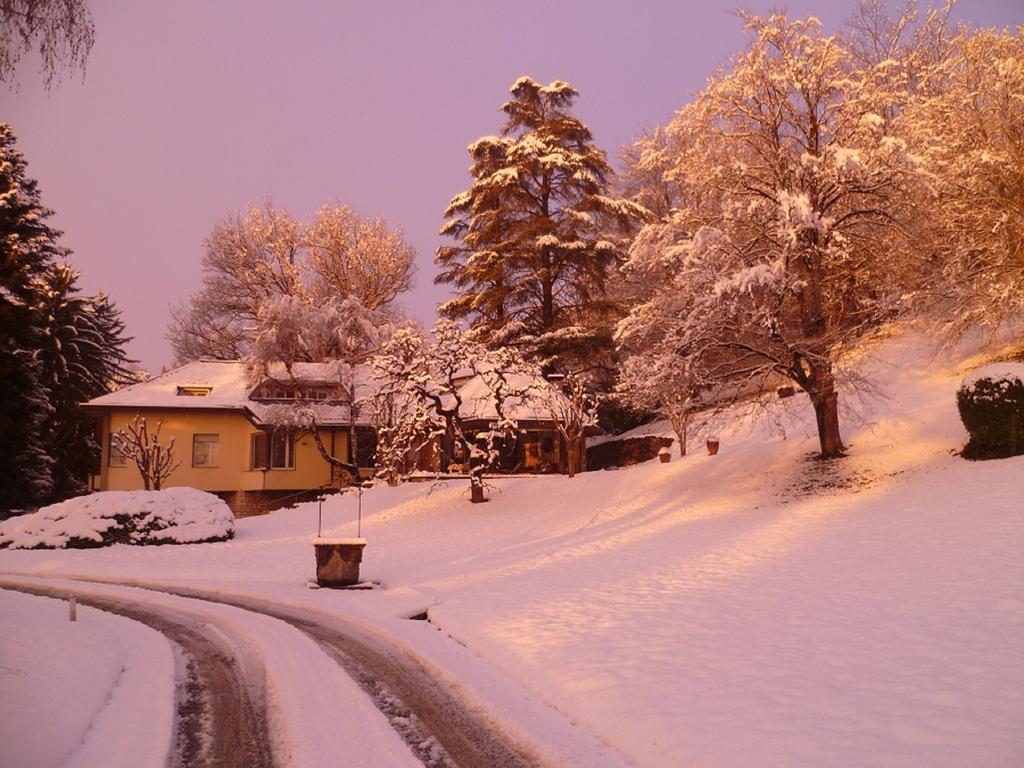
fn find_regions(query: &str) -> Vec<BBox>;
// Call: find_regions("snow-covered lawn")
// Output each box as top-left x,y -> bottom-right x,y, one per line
2,330 -> 1022,767
0,589 -> 174,768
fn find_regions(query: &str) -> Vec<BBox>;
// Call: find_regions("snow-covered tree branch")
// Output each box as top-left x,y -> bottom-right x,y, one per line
534,372 -> 598,477
616,13 -> 925,458
371,321 -> 533,502
169,203 -> 414,363
437,77 -> 651,371
112,415 -> 181,491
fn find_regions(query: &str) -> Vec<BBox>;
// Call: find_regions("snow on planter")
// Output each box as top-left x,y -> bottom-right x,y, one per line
0,487 -> 234,550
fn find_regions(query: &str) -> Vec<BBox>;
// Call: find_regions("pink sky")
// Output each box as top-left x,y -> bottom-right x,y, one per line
5,0 -> 1020,371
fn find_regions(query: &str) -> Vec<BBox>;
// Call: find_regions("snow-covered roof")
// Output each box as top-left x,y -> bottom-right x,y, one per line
84,360 -> 567,428
83,360 -> 374,427
454,373 -> 563,424
85,360 -> 254,411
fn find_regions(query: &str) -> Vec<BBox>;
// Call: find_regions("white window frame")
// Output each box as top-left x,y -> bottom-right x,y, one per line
192,433 -> 220,468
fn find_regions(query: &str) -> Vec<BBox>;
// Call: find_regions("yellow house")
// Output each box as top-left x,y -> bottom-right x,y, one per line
84,361 -> 376,516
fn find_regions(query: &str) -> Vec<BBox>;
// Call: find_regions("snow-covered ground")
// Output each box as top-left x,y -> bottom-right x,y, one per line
0,589 -> 175,768
2,329 -> 1023,767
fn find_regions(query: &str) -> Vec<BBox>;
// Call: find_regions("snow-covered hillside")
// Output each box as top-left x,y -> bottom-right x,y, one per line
2,330 -> 1022,767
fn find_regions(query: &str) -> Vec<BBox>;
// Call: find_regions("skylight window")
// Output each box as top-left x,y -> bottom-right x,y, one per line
177,386 -> 213,397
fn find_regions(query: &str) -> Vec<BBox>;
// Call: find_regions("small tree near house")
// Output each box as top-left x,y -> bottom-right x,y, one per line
615,355 -> 707,457
260,407 -> 364,486
535,372 -> 598,477
246,292 -> 399,488
366,380 -> 443,487
372,320 -> 532,503
112,415 -> 181,491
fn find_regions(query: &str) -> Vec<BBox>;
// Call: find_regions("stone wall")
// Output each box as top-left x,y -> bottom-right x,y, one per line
586,435 -> 674,471
216,488 -> 340,518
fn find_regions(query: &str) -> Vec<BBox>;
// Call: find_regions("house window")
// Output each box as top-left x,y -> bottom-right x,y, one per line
250,431 -> 293,469
192,434 -> 219,467
251,432 -> 269,470
177,386 -> 212,397
354,426 -> 377,468
109,435 -> 127,467
270,431 -> 294,469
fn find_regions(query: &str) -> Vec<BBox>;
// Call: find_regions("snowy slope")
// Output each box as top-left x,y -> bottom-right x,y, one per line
2,328 -> 1022,767
0,589 -> 175,768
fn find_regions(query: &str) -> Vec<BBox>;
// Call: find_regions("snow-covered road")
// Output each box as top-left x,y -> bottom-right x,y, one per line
3,581 -> 277,767
1,575 -> 553,768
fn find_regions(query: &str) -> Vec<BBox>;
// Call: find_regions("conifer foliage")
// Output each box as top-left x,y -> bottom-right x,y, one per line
437,77 -> 648,369
0,123 -> 132,512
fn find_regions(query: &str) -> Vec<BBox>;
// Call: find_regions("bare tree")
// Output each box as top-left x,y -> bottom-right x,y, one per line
307,204 -> 416,310
367,379 -> 441,487
617,127 -> 681,220
169,203 -> 415,363
617,14 -> 922,459
258,403 -> 364,487
845,0 -> 956,73
112,415 -> 180,491
616,355 -> 706,457
1,0 -> 94,89
169,203 -> 303,362
902,26 -> 1024,340
535,372 -> 597,477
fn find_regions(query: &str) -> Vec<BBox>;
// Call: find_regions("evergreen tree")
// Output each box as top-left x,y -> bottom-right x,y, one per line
437,77 -> 649,370
0,123 -> 59,510
0,123 -> 133,511
36,264 -> 133,499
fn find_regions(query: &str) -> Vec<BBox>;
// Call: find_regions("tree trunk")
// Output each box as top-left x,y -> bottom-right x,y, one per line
470,478 -> 486,503
669,406 -> 688,457
810,385 -> 844,458
566,439 -> 578,479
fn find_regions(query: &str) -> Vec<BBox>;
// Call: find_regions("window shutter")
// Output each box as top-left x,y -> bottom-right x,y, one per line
252,432 -> 270,470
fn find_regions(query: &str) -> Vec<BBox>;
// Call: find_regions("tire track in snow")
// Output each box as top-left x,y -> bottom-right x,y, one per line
10,575 -> 544,768
2,581 -> 274,768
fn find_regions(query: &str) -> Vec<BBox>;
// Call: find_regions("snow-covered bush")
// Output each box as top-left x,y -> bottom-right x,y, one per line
956,364 -> 1024,460
0,487 -> 234,550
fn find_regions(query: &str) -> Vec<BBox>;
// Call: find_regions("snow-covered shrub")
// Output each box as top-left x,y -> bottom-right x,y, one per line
0,487 -> 234,550
956,364 -> 1024,460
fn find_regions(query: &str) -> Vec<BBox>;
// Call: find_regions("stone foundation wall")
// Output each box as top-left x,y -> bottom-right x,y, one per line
216,488 -> 340,518
586,435 -> 674,471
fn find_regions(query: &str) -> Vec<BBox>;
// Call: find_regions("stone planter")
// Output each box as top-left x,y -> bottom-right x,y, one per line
706,439 -> 720,456
658,450 -> 671,463
313,538 -> 367,587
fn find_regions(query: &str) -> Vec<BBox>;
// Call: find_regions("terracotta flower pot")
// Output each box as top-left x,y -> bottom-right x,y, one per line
659,452 -> 671,463
313,538 -> 366,587
706,439 -> 720,456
